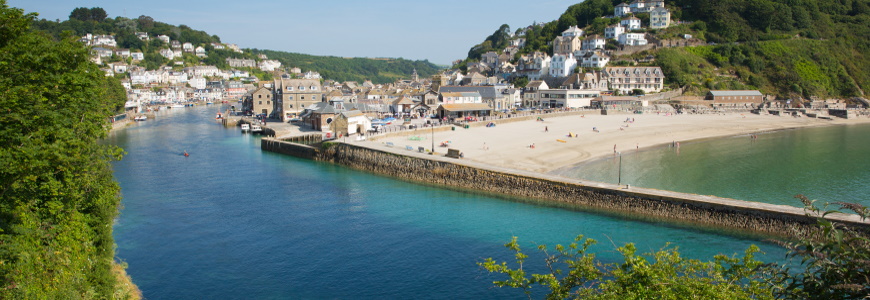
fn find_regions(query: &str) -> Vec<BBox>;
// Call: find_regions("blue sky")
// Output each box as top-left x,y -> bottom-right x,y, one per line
10,0 -> 578,65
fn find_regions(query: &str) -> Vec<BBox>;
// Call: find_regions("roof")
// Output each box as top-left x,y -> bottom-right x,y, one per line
439,86 -> 499,99
391,97 -> 415,105
441,92 -> 482,98
439,103 -> 493,112
708,90 -> 763,97
340,110 -> 364,118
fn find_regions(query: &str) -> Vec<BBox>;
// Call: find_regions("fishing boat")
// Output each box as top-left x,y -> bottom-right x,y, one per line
240,123 -> 250,132
134,115 -> 147,121
250,124 -> 263,134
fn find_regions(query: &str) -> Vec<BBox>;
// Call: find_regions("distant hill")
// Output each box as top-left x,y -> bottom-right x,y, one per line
464,0 -> 869,98
30,11 -> 442,84
250,49 -> 441,84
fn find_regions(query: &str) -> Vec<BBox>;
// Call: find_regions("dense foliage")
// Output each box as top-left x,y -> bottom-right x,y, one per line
479,197 -> 870,299
252,49 -> 443,84
0,1 -> 128,298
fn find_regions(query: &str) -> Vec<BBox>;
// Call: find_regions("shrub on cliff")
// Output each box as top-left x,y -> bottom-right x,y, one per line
0,1 -> 127,297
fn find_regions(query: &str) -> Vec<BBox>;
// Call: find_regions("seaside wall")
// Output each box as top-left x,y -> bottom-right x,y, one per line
262,138 -> 319,159
301,142 -> 870,238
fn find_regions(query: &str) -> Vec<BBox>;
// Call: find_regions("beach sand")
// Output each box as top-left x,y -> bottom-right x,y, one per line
371,112 -> 870,173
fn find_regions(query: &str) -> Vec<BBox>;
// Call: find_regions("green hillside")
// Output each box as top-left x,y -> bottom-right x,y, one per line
465,0 -> 869,98
29,9 -> 442,84
252,49 -> 442,84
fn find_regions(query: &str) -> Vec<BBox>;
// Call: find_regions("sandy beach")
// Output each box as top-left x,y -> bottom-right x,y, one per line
370,111 -> 870,173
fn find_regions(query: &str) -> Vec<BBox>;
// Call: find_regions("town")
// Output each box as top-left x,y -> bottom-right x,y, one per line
85,0 -> 863,136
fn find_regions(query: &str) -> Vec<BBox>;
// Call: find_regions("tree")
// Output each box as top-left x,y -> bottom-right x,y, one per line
479,197 -> 870,299
137,15 -> 154,29
0,1 -> 127,298
69,7 -> 90,21
479,236 -> 775,299
767,196 -> 870,299
90,7 -> 107,22
511,76 -> 529,88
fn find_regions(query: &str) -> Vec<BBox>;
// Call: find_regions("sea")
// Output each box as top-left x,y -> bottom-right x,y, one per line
108,106 -> 865,299
552,122 -> 870,208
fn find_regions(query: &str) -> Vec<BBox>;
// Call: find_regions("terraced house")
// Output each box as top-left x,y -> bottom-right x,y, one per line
602,66 -> 665,94
273,76 -> 322,121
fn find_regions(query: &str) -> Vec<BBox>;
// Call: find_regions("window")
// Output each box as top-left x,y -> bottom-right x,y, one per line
301,96 -> 305,100
299,86 -> 305,91
287,86 -> 293,91
258,94 -> 262,99
258,101 -> 262,105
289,96 -> 293,100
267,101 -> 270,105
310,86 -> 317,90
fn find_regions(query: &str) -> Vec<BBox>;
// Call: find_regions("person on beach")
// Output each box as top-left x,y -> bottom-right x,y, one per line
545,126 -> 548,132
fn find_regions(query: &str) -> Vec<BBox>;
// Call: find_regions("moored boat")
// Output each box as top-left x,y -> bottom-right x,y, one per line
240,123 -> 250,132
251,124 -> 263,134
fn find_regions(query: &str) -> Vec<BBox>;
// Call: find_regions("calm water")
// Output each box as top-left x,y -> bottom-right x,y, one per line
553,124 -> 870,208
110,106 -> 787,299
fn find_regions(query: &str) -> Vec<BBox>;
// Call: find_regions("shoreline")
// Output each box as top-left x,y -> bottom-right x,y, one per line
372,111 -> 870,174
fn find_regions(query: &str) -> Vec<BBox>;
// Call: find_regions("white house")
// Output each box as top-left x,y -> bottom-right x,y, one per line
92,35 -> 116,47
131,51 -> 144,61
160,48 -> 176,59
621,17 -> 642,30
581,35 -> 606,50
189,77 -> 207,89
549,53 -> 577,78
562,25 -> 584,37
195,46 -> 207,58
110,63 -> 128,73
92,47 -> 113,58
615,3 -> 631,17
579,51 -> 610,68
618,33 -> 648,46
167,72 -> 188,84
441,92 -> 482,104
258,60 -> 282,72
629,0 -> 646,12
182,42 -> 194,53
602,66 -> 665,94
531,54 -> 551,81
650,7 -> 671,29
157,35 -> 170,44
605,24 -> 626,39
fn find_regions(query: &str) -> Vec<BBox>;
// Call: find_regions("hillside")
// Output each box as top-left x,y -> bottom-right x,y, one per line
252,49 -> 442,84
30,11 -> 442,84
464,0 -> 869,98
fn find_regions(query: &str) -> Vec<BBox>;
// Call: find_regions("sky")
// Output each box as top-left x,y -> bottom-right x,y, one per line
10,0 -> 578,65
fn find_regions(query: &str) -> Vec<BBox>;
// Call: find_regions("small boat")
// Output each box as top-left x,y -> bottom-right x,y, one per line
134,115 -> 148,121
171,104 -> 184,108
206,101 -> 214,105
251,125 -> 263,134
216,112 -> 223,119
240,124 -> 250,132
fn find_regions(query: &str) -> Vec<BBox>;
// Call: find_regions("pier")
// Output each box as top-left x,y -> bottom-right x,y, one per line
261,138 -> 870,238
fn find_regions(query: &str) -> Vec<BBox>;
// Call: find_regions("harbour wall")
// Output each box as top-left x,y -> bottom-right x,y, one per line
261,139 -> 870,238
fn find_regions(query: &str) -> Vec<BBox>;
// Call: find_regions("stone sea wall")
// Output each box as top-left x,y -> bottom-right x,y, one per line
310,143 -> 869,238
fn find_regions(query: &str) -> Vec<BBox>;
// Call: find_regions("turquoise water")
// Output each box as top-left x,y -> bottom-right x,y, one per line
110,106 -> 787,299
552,124 -> 870,208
